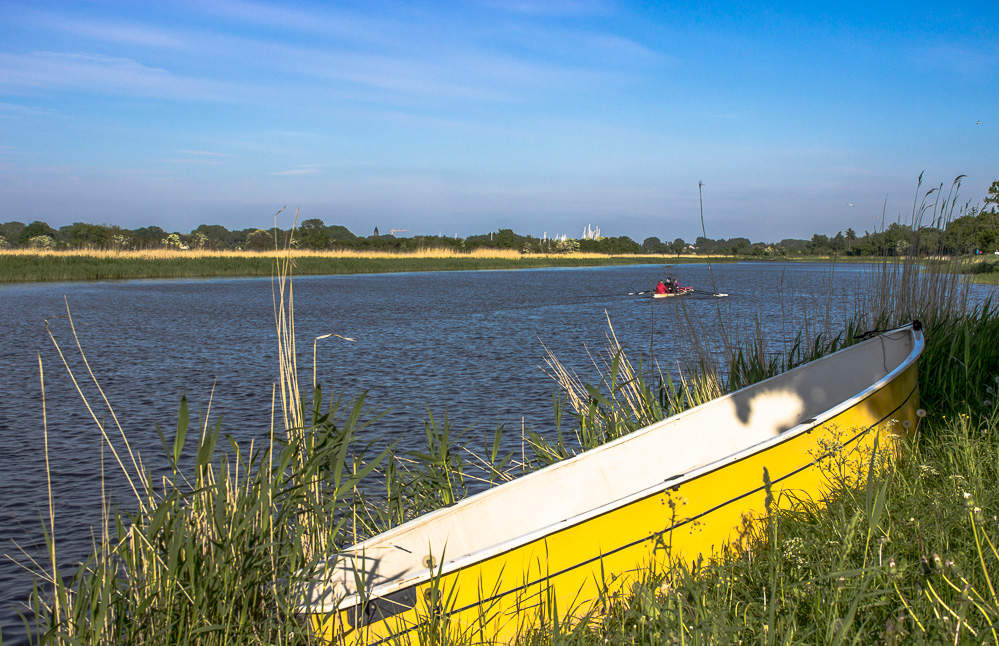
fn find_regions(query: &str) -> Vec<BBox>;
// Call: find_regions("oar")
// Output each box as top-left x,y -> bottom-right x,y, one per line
690,289 -> 729,297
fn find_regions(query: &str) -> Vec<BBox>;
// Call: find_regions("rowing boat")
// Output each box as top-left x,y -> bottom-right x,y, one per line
302,322 -> 924,644
653,287 -> 693,298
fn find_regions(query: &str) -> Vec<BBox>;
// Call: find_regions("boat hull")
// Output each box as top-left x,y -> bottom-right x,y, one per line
305,325 -> 923,644
652,287 -> 692,298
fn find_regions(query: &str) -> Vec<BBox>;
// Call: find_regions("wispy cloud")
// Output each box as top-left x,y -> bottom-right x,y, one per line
0,52 -> 262,102
164,158 -> 221,165
179,150 -> 228,157
271,164 -> 322,176
0,101 -> 60,119
192,0 -> 397,47
913,42 -> 997,77
480,0 -> 610,17
21,11 -> 191,50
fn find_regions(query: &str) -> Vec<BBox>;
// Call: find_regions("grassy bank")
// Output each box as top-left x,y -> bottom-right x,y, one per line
959,257 -> 999,285
0,249 -> 726,283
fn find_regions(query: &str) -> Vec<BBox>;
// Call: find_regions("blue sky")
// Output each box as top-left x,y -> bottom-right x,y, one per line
1,1 -> 996,243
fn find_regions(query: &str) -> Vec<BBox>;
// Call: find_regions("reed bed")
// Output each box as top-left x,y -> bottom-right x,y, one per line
0,248 -> 676,283
23,258 -> 389,645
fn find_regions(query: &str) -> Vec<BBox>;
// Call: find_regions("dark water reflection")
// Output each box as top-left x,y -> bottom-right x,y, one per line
0,262 -> 988,640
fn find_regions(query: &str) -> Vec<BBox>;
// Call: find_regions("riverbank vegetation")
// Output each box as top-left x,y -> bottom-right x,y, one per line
0,247 -> 725,283
2,177 -> 996,263
17,183 -> 999,645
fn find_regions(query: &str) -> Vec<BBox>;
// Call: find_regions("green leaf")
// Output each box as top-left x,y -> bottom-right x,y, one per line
584,384 -> 613,409
174,396 -> 189,468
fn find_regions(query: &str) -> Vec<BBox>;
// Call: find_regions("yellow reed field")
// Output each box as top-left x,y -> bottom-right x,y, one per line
0,247 -> 652,261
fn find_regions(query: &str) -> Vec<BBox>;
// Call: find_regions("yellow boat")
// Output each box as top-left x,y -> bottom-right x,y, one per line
302,322 -> 924,644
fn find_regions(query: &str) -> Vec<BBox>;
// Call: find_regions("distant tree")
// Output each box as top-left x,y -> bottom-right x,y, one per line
554,238 -> 580,254
944,215 -> 979,255
328,225 -> 357,243
845,228 -> 857,254
17,220 -> 58,246
298,218 -> 330,250
28,235 -> 55,249
916,226 -> 944,255
464,232 -> 495,249
0,221 -> 25,245
194,224 -> 239,249
493,228 -> 523,249
984,180 -> 999,211
579,236 -> 641,254
807,233 -> 830,255
162,233 -> 184,249
61,222 -> 114,248
693,236 -> 719,254
668,238 -> 687,256
779,239 -> 808,255
356,234 -> 403,251
885,223 -> 913,256
131,225 -> 167,249
187,231 -> 210,249
642,236 -> 663,253
729,238 -> 751,255
245,229 -> 274,250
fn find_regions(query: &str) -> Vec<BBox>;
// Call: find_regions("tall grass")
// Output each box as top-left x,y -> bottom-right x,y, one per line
23,254 -> 395,645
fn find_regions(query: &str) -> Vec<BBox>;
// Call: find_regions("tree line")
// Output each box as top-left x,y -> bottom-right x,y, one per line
3,181 -> 997,257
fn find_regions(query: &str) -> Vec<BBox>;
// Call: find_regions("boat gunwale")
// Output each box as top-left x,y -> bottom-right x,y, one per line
327,323 -> 924,609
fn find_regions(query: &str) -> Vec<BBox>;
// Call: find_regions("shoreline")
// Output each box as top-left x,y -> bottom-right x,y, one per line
0,250 -> 731,283
6,249 -> 990,284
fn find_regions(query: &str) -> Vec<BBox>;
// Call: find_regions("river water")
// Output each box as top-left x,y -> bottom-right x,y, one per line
0,261 -> 978,641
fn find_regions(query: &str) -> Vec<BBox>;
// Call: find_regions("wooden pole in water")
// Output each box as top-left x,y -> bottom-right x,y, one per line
699,180 -> 718,295
649,281 -> 655,365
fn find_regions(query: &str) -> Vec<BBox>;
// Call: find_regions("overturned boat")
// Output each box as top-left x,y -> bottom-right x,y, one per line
302,322 -> 924,644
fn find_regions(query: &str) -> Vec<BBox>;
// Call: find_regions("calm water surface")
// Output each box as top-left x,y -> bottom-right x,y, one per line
0,262 -> 964,640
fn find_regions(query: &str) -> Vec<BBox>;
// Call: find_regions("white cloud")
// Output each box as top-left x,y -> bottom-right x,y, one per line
271,165 -> 322,176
